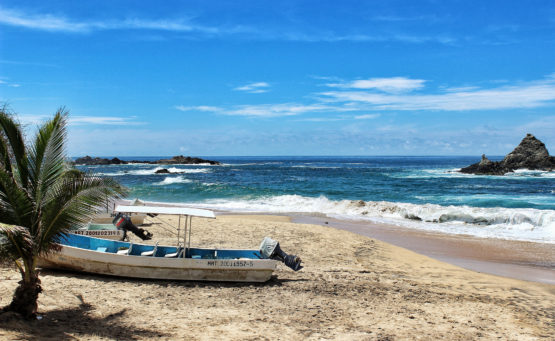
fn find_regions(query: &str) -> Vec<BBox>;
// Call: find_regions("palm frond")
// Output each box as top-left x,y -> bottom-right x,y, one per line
28,109 -> 67,208
0,222 -> 33,263
0,109 -> 28,187
0,131 -> 11,171
37,173 -> 127,254
0,166 -> 34,226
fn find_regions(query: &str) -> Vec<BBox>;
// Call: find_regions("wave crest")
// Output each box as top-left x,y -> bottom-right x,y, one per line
154,176 -> 192,186
200,195 -> 554,243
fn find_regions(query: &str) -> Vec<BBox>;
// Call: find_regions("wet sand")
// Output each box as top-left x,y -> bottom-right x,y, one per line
1,214 -> 554,340
292,215 -> 555,285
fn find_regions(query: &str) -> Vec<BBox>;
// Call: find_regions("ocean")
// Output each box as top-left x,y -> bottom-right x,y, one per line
76,156 -> 555,244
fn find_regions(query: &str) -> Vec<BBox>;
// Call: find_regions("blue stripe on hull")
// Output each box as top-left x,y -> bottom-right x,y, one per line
61,233 -> 262,259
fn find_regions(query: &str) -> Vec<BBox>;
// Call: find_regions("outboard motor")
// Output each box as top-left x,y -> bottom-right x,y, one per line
112,213 -> 153,241
259,237 -> 303,271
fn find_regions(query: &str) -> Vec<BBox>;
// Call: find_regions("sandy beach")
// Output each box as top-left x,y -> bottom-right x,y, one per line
1,214 -> 554,340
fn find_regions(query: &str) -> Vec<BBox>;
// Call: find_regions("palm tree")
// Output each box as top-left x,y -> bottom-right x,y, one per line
0,107 -> 127,319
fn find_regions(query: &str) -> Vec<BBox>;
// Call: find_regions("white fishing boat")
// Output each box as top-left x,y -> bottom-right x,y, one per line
38,205 -> 302,282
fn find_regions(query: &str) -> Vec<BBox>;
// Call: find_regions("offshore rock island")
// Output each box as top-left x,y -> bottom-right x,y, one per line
460,134 -> 555,175
74,155 -> 221,166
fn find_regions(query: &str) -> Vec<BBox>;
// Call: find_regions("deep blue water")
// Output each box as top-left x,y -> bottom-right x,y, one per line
76,156 -> 555,243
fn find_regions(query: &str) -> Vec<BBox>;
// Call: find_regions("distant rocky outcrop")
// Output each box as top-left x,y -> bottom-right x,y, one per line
154,155 -> 220,165
74,155 -> 220,166
460,134 -> 555,175
74,156 -> 126,165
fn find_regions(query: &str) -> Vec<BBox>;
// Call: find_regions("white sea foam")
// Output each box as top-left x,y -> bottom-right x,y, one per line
99,167 -> 212,176
198,195 -> 555,243
179,168 -> 211,174
392,168 -> 555,180
291,165 -> 341,169
97,171 -> 126,176
154,176 -> 192,186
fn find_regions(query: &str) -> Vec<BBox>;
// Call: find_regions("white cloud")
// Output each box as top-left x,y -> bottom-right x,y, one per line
321,76 -> 555,111
0,79 -> 21,87
176,102 -> 356,117
17,115 -> 140,126
69,116 -> 141,125
327,77 -> 426,93
224,103 -> 327,117
172,75 -> 555,122
0,7 -> 220,34
175,105 -> 222,112
0,6 -> 455,45
296,117 -> 347,122
234,82 -> 270,93
278,32 -> 455,44
354,114 -> 381,120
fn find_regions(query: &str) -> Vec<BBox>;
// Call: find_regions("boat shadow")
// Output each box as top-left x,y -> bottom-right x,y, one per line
0,294 -> 166,340
40,268 -> 310,288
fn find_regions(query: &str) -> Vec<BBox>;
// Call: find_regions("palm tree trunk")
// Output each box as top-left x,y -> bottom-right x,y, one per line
2,265 -> 42,319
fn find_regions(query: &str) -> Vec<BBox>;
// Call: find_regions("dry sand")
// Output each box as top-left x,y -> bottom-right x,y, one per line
1,214 -> 554,340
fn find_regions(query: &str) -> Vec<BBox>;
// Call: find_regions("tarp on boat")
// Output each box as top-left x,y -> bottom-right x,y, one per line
115,205 -> 215,218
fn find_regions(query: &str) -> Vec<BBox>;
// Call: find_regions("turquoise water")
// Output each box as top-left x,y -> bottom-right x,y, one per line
77,156 -> 555,243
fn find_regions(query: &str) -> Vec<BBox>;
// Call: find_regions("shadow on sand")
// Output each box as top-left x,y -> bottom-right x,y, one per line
39,267 -> 309,288
0,294 -> 165,340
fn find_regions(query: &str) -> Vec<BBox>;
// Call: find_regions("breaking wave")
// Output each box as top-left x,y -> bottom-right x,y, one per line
98,167 -> 210,176
154,176 -> 192,186
199,195 -> 555,243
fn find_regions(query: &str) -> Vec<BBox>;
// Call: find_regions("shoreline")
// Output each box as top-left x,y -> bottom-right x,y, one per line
290,214 -> 555,285
125,199 -> 555,284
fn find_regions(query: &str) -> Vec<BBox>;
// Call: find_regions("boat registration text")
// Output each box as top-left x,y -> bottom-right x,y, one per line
206,260 -> 254,268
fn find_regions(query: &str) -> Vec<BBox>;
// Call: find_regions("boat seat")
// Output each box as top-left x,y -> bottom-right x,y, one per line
96,247 -> 108,253
141,242 -> 158,257
164,246 -> 184,258
117,243 -> 133,255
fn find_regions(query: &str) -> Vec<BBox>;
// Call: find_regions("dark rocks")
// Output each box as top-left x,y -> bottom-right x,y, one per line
154,168 -> 170,174
460,134 -> 555,175
155,155 -> 220,165
74,156 -> 126,165
73,155 -> 220,166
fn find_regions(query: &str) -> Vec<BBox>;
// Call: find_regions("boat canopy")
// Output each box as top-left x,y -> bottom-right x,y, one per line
115,205 -> 215,218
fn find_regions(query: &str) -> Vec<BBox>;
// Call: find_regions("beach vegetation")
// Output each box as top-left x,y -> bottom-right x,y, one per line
0,107 -> 127,319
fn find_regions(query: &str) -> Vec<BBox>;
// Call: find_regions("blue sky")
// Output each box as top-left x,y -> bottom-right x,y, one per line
1,0 -> 554,156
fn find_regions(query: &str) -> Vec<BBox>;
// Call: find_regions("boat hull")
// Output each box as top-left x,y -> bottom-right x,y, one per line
38,244 -> 277,282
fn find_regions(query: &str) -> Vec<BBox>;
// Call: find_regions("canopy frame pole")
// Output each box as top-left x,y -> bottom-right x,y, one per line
177,215 -> 181,247
182,214 -> 188,258
188,216 -> 193,252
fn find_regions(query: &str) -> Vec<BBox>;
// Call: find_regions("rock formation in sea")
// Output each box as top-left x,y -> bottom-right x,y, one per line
73,155 -> 220,165
460,134 -> 555,175
154,155 -> 220,165
73,156 -> 126,165
154,168 -> 171,174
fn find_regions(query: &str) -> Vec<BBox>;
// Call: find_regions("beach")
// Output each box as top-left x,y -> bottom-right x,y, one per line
1,214 -> 553,340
